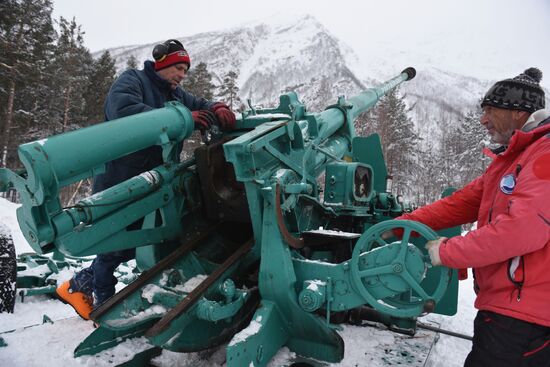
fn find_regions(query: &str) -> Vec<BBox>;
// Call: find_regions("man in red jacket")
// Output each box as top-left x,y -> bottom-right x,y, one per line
397,68 -> 550,366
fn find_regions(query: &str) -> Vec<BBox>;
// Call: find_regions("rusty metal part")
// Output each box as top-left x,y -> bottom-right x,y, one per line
195,137 -> 250,223
275,184 -> 304,249
90,224 -> 221,321
145,237 -> 255,337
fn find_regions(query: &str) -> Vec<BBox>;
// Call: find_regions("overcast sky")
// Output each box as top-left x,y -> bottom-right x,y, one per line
51,0 -> 550,87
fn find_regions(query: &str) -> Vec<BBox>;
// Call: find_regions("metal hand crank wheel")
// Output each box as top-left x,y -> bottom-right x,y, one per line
350,220 -> 451,318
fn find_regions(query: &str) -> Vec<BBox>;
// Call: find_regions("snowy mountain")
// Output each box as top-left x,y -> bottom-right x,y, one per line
105,15 -> 367,109
98,15 -> 546,141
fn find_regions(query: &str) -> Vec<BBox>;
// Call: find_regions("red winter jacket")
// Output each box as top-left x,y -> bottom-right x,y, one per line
398,118 -> 550,327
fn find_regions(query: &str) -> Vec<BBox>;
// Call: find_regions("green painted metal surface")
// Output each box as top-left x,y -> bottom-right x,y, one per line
427,187 -> 461,316
352,134 -> 388,193
116,347 -> 163,367
15,252 -> 86,301
0,67 -> 461,366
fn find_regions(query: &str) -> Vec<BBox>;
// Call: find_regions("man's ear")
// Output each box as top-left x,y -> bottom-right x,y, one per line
513,110 -> 530,123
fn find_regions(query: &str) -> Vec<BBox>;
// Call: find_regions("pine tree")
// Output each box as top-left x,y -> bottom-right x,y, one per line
0,0 -> 56,167
217,71 -> 241,109
412,142 -> 448,205
370,88 -> 421,197
49,20 -> 103,205
182,62 -> 215,100
50,16 -> 93,133
355,109 -> 377,137
412,107 -> 490,206
454,109 -> 490,185
125,55 -> 138,70
436,114 -> 460,188
83,50 -> 116,124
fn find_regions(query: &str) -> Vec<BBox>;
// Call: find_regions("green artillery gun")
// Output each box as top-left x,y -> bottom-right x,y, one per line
0,67 -> 460,365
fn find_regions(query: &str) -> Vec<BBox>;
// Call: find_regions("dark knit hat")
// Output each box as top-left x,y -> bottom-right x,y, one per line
152,39 -> 191,71
481,68 -> 545,113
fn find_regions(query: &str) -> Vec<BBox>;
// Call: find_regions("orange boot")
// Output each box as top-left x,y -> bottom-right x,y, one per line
56,280 -> 94,320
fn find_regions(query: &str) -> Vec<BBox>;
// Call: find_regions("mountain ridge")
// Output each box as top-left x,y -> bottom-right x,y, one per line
96,15 -> 548,141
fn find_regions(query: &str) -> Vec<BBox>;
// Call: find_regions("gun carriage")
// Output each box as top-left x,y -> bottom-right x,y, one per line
0,67 -> 460,366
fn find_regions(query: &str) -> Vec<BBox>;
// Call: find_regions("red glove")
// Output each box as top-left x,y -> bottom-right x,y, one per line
211,102 -> 236,130
192,110 -> 216,130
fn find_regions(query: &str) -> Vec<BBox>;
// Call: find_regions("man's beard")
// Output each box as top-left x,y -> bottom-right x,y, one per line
489,129 -> 514,146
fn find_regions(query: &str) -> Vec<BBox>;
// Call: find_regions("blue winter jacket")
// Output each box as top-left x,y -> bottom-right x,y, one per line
93,61 -> 214,192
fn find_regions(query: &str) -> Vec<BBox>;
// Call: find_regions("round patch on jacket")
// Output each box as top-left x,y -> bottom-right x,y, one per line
500,174 -> 515,194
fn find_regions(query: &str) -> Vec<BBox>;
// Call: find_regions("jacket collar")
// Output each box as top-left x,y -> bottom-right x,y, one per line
521,109 -> 550,133
500,118 -> 550,156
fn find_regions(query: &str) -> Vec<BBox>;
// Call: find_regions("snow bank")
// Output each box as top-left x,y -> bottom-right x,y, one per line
0,198 -> 33,254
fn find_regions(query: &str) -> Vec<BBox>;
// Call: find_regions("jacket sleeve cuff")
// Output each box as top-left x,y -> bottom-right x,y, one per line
437,238 -> 451,266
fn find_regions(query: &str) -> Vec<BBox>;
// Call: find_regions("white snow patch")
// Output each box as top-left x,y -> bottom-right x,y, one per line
245,113 -> 290,120
17,263 -> 52,277
306,279 -> 326,292
308,228 -> 360,238
105,305 -> 167,328
141,283 -> 165,303
180,274 -> 208,293
228,315 -> 263,346
0,198 -> 33,254
294,258 -> 339,267
275,168 -> 289,179
78,336 -> 156,366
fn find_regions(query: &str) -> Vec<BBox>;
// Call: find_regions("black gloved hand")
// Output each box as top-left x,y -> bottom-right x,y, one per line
211,102 -> 236,130
192,110 -> 216,130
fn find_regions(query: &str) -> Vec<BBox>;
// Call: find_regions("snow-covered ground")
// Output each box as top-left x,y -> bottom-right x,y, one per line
0,197 -> 476,366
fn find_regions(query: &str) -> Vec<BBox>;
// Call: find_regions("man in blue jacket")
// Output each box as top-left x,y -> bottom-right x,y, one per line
56,39 -> 236,320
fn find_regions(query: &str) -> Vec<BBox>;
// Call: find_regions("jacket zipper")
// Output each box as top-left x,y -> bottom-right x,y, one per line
507,256 -> 525,302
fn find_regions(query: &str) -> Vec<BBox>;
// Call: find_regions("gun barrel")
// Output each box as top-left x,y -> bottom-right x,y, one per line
349,67 -> 416,121
315,67 -> 416,140
17,102 -> 194,203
